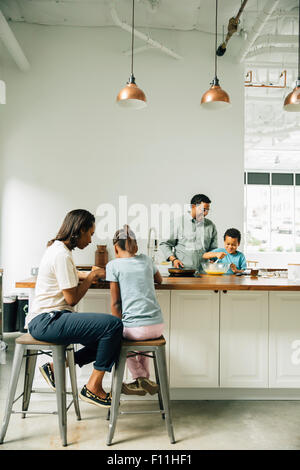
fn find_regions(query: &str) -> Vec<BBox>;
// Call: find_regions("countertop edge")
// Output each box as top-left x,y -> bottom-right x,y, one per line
15,276 -> 300,291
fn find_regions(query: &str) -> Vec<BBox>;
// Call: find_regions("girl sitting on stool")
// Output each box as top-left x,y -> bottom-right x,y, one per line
106,225 -> 164,396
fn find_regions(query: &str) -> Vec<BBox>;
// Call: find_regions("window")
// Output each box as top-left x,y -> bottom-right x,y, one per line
270,186 -> 294,252
295,186 -> 300,251
245,172 -> 300,252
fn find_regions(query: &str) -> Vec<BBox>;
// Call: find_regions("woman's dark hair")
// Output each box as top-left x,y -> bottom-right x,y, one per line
113,225 -> 137,255
47,209 -> 95,250
224,228 -> 241,243
190,194 -> 211,205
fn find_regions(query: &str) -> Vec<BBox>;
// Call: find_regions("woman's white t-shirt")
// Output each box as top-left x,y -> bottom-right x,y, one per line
25,241 -> 79,328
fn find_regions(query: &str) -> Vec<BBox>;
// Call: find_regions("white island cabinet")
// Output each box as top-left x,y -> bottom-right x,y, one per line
169,290 -> 219,388
168,290 -> 269,389
269,292 -> 300,388
219,291 -> 268,388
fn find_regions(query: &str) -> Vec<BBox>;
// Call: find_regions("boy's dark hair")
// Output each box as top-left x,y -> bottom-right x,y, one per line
224,228 -> 241,243
190,194 -> 211,205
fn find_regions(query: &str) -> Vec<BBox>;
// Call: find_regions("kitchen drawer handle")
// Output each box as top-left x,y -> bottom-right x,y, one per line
223,290 -> 227,293
214,290 -> 218,293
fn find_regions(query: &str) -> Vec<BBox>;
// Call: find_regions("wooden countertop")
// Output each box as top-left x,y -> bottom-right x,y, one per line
16,275 -> 300,291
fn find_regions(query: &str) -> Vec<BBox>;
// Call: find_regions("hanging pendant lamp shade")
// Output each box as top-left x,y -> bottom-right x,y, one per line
283,0 -> 300,112
201,78 -> 231,109
201,0 -> 231,110
116,0 -> 147,109
283,82 -> 300,112
116,73 -> 147,109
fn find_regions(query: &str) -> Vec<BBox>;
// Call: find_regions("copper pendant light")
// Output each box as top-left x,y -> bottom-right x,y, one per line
201,0 -> 231,110
116,0 -> 147,109
283,0 -> 300,112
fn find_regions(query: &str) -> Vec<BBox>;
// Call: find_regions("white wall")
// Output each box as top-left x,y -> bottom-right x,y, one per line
0,23 -> 244,294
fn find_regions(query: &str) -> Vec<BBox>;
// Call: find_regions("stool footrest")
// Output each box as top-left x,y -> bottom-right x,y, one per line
66,400 -> 73,412
12,410 -> 58,415
126,352 -> 154,359
13,392 -> 24,405
31,389 -> 74,395
119,410 -> 164,415
11,397 -> 75,416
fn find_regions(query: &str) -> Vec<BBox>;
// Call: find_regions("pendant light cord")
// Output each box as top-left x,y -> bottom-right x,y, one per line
131,0 -> 135,77
298,0 -> 300,81
215,0 -> 218,80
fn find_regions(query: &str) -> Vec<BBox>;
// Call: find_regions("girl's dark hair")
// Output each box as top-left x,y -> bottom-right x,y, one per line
113,225 -> 137,255
224,228 -> 241,243
47,209 -> 95,250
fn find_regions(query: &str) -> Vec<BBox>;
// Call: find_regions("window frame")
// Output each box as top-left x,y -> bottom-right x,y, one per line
245,171 -> 299,253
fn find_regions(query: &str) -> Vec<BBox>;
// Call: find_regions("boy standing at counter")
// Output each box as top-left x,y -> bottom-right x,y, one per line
203,228 -> 247,275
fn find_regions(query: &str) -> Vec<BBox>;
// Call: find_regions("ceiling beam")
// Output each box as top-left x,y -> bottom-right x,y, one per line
254,35 -> 298,47
0,9 -> 30,71
246,46 -> 297,60
110,1 -> 182,60
236,0 -> 280,63
245,61 -> 297,70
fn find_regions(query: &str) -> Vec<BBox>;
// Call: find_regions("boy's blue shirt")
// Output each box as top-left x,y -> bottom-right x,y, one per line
211,248 -> 247,274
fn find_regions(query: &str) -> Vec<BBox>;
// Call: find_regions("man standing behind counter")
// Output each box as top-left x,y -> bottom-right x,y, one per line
159,194 -> 218,272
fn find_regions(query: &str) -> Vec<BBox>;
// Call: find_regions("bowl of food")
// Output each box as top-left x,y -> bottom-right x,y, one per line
202,261 -> 230,275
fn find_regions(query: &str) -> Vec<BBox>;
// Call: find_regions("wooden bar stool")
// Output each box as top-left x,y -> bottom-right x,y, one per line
106,335 -> 175,446
0,333 -> 81,447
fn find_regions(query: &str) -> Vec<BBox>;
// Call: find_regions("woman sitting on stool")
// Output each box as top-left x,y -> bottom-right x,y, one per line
27,209 -> 123,408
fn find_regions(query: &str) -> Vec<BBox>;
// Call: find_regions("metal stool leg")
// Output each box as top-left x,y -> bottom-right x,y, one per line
22,348 -> 37,419
106,349 -> 127,446
53,345 -> 67,447
0,343 -> 24,444
66,346 -> 81,421
156,345 -> 175,444
106,365 -> 115,421
153,352 -> 165,420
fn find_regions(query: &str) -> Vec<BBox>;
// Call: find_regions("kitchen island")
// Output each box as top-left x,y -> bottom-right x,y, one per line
15,274 -> 300,400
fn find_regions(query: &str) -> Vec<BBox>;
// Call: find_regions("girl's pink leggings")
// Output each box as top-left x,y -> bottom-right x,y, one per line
122,323 -> 164,380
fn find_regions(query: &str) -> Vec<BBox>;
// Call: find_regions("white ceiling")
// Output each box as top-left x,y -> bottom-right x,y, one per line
0,0 -> 299,171
0,0 -> 297,36
0,1 -> 279,30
